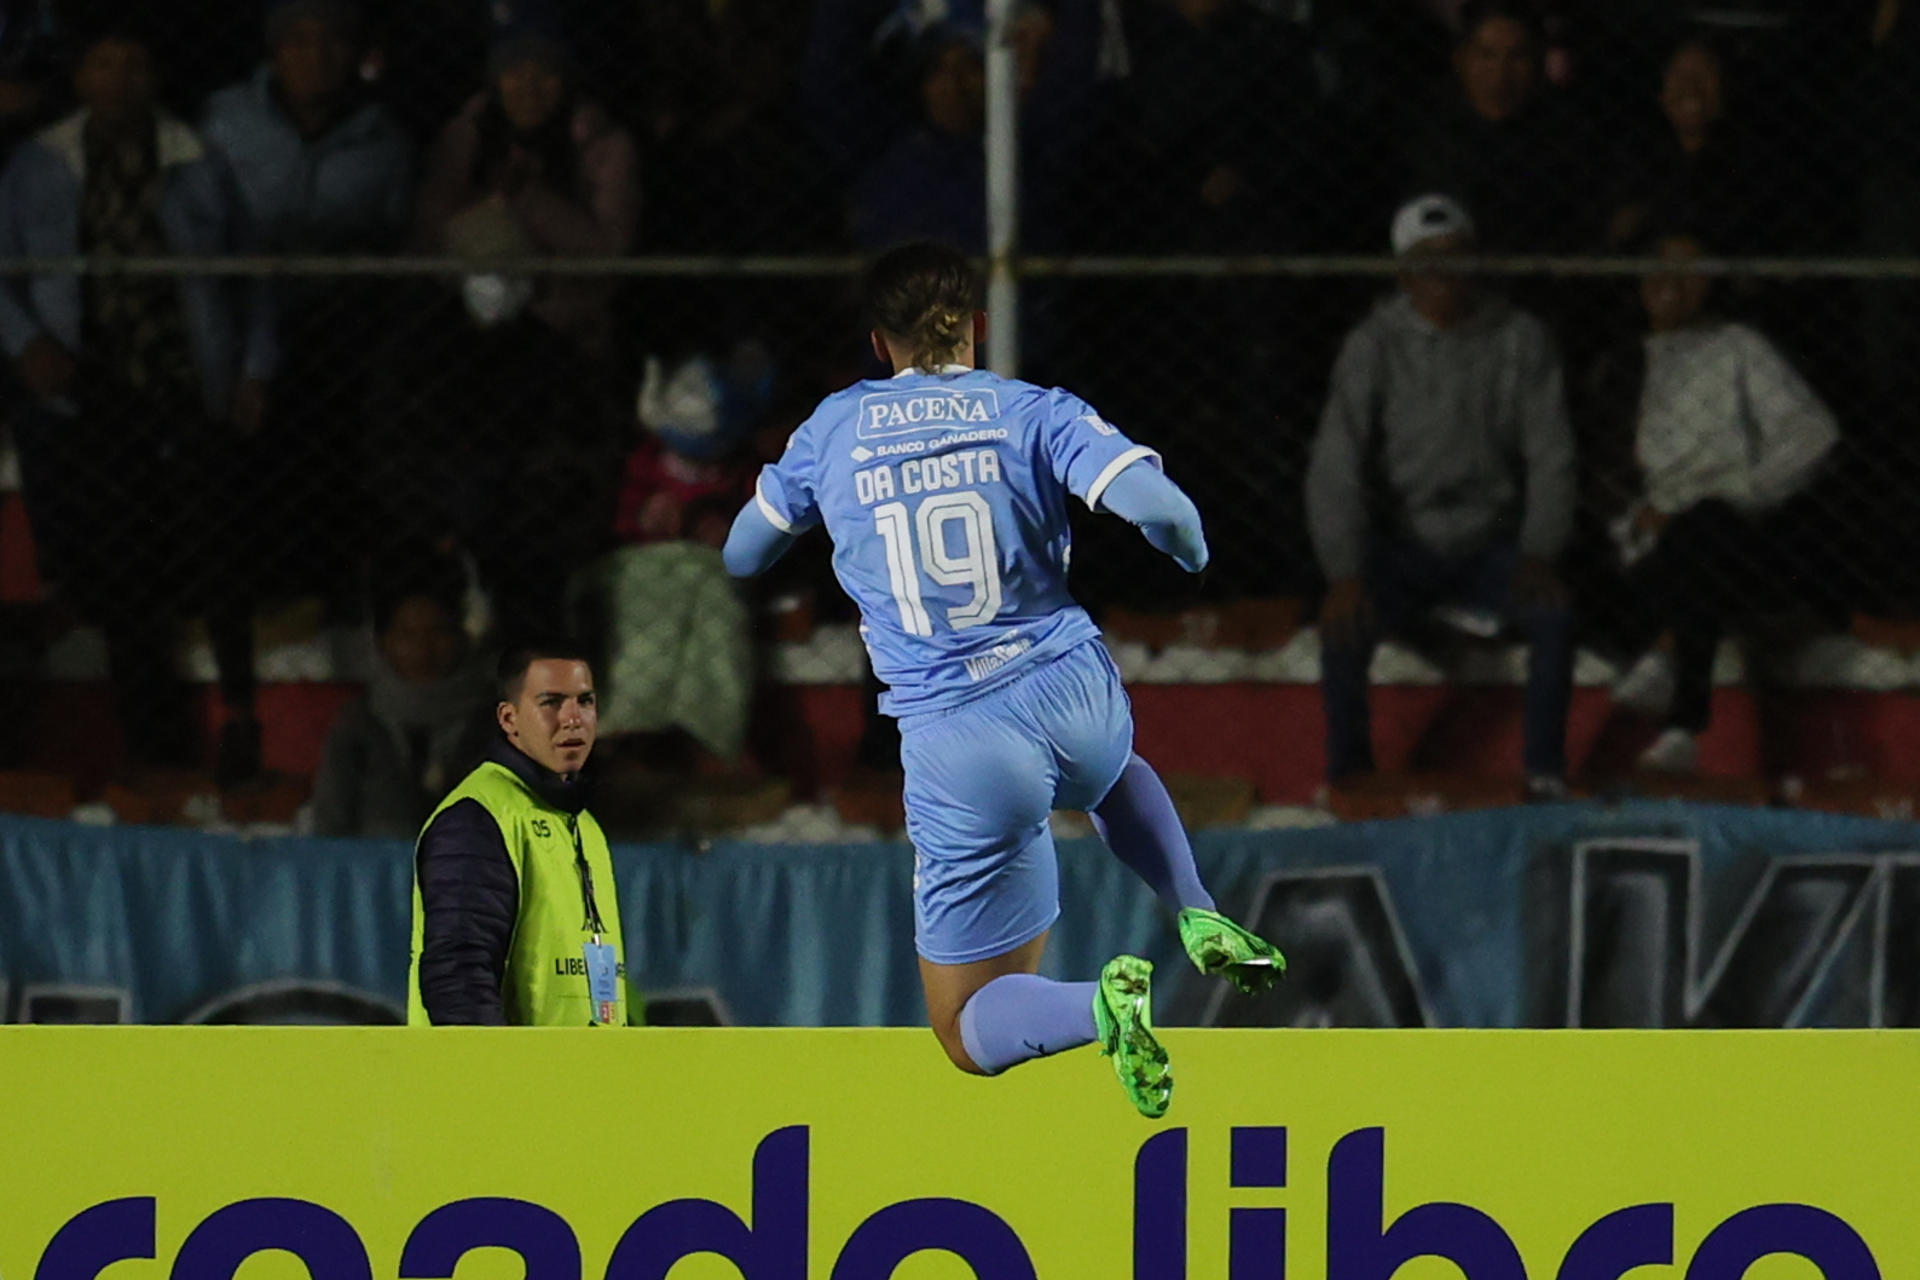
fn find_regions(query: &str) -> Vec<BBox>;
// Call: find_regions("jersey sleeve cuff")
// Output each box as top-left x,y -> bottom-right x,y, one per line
754,474 -> 795,533
1085,446 -> 1162,512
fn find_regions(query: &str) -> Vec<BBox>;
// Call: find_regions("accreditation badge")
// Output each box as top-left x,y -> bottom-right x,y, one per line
582,941 -> 620,1026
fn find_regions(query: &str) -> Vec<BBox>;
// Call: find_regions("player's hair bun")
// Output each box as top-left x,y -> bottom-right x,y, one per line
927,308 -> 966,351
864,242 -> 980,371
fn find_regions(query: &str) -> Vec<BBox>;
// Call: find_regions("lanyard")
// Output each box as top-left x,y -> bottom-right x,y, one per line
567,814 -> 608,938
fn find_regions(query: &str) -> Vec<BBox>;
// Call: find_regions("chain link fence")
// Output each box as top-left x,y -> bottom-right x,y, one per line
0,0 -> 1916,821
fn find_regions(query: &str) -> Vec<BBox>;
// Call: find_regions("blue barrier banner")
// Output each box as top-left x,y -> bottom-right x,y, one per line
2,804 -> 1917,1026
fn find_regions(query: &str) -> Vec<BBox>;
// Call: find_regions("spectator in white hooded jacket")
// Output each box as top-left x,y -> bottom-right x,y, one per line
1617,232 -> 1840,773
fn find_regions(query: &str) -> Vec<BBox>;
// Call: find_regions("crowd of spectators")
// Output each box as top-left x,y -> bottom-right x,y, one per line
0,0 -> 1913,811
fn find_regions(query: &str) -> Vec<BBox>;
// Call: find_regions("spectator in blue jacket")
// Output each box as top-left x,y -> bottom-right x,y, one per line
0,24 -> 277,776
200,0 -> 412,258
199,0 -> 417,743
803,0 -> 1107,251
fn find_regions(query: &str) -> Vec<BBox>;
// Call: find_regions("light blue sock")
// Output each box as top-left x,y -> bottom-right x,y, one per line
957,974 -> 1099,1075
1091,754 -> 1217,913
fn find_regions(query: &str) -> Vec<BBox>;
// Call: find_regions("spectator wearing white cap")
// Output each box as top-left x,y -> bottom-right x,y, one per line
1306,193 -> 1578,797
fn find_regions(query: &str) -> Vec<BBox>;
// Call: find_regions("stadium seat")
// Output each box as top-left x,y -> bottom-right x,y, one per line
829,770 -> 907,833
1163,772 -> 1256,828
218,776 -> 312,825
596,770 -> 794,839
1785,775 -> 1920,821
0,771 -> 75,819
1850,613 -> 1920,654
0,492 -> 42,603
1619,773 -> 1772,807
1102,598 -> 1303,653
1326,771 -> 1527,821
101,772 -> 220,827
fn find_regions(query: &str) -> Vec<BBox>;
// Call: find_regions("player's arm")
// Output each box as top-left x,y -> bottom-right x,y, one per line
725,423 -> 823,578
723,500 -> 799,578
1099,462 -> 1209,574
1040,392 -> 1207,573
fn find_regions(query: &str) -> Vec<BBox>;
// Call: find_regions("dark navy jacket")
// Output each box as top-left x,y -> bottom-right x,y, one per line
414,737 -> 591,1025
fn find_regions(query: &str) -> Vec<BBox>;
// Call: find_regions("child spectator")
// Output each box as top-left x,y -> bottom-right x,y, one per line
311,585 -> 492,838
577,346 -> 767,769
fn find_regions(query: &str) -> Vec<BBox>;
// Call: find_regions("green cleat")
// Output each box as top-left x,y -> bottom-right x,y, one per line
1178,906 -> 1288,995
1093,955 -> 1172,1119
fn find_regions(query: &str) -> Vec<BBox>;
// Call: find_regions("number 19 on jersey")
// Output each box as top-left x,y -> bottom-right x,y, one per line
874,493 -> 1005,637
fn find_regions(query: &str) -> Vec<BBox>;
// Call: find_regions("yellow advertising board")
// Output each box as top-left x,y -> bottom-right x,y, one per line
0,1028 -> 1913,1278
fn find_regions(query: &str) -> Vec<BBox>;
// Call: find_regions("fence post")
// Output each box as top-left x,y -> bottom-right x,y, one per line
984,0 -> 1021,378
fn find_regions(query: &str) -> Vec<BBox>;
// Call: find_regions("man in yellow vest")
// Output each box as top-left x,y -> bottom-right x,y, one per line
408,638 -> 631,1025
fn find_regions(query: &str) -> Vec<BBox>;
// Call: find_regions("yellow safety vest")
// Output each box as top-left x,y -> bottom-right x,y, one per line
407,760 -> 630,1026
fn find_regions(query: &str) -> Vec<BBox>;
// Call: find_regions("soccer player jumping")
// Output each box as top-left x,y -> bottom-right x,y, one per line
722,242 -> 1283,1118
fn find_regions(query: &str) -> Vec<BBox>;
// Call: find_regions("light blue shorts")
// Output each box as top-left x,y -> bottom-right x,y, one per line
899,639 -> 1134,965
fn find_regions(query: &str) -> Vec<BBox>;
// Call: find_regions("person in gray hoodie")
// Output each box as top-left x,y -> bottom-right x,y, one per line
1306,194 -> 1577,796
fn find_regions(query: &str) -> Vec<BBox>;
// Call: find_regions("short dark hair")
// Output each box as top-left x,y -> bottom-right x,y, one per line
75,20 -> 158,65
1457,0 -> 1545,48
864,241 -> 980,370
369,551 -> 466,635
495,637 -> 594,703
372,589 -> 460,638
1629,222 -> 1712,257
1660,32 -> 1726,88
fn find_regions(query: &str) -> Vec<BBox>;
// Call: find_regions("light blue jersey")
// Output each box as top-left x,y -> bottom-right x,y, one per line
752,366 -> 1160,715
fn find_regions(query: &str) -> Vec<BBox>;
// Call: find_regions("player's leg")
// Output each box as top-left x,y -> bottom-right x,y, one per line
904,699 -> 1084,1074
1046,644 -> 1202,912
918,931 -> 1079,1074
902,679 -> 1169,1116
1089,753 -> 1215,914
1051,642 -> 1286,994
918,937 -> 1169,1119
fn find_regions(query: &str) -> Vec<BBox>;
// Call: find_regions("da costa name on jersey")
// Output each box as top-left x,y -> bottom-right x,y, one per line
854,447 -> 1004,506
856,387 -> 1001,439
